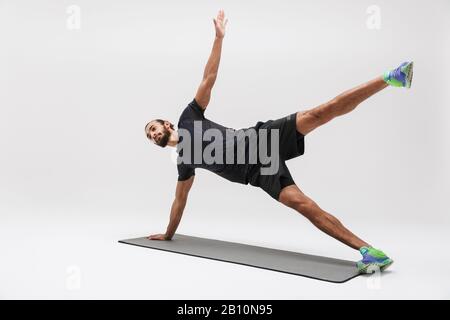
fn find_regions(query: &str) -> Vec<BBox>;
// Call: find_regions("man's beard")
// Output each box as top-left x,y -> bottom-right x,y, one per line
156,129 -> 171,147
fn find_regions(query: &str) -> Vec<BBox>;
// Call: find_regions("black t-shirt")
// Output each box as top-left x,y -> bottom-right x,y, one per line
176,99 -> 256,184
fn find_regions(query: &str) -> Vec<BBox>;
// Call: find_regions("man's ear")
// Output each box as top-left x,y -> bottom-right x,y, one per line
164,121 -> 172,130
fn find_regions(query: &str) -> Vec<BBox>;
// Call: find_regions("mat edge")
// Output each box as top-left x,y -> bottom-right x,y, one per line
118,239 -> 360,284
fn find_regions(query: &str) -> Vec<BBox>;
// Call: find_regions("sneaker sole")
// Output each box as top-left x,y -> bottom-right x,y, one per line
403,61 -> 414,88
358,259 -> 394,274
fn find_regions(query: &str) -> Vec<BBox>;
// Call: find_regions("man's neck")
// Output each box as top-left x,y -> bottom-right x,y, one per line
166,130 -> 179,147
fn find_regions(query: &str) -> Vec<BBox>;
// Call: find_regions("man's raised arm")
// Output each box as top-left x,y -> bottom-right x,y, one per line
194,10 -> 228,110
148,176 -> 195,241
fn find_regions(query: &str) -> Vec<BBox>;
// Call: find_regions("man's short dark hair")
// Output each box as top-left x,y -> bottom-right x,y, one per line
155,119 -> 174,130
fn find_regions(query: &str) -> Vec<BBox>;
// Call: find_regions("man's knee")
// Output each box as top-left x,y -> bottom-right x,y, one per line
296,107 -> 331,134
282,193 -> 318,215
297,109 -> 320,124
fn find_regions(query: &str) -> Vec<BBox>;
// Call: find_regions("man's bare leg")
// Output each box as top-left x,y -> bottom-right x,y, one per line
279,77 -> 388,250
278,184 -> 369,250
296,76 -> 388,135
278,63 -> 413,270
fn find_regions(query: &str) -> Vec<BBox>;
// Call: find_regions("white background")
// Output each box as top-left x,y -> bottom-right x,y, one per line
1,0 -> 449,299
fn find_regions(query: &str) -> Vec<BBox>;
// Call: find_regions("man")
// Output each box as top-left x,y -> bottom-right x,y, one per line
144,10 -> 413,273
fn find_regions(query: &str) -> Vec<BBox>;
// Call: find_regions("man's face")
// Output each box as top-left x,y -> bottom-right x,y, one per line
146,121 -> 171,147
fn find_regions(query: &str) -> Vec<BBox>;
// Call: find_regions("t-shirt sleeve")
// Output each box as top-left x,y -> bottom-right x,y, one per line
177,164 -> 195,181
188,98 -> 205,118
176,98 -> 202,182
178,98 -> 205,128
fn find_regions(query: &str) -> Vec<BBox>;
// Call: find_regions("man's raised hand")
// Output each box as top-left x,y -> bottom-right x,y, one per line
213,9 -> 228,39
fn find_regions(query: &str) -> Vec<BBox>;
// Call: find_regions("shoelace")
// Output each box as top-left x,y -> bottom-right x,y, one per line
390,64 -> 407,85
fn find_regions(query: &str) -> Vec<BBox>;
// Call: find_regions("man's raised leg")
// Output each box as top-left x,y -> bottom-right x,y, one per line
297,61 -> 413,135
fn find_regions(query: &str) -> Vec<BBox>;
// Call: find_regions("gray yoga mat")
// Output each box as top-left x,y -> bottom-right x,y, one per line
119,234 -> 360,283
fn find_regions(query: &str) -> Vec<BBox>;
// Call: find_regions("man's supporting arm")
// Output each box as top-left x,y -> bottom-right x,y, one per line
148,176 -> 195,240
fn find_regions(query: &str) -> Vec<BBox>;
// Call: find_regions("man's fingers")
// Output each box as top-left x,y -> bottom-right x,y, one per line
214,17 -> 227,28
217,10 -> 224,20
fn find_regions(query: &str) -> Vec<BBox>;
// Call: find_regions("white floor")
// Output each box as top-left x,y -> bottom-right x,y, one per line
1,210 -> 449,300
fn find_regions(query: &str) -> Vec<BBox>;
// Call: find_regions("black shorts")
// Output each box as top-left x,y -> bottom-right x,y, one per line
246,112 -> 305,201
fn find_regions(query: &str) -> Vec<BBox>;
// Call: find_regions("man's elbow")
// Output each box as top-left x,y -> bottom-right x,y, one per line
203,73 -> 217,86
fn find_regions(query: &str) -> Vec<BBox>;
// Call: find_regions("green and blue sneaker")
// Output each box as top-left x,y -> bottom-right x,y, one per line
357,246 -> 394,274
383,61 -> 414,88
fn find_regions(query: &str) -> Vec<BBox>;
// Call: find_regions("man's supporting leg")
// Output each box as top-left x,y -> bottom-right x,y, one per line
296,76 -> 388,135
278,184 -> 369,250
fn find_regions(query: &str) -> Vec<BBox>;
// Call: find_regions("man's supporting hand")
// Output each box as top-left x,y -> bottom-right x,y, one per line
148,233 -> 170,241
